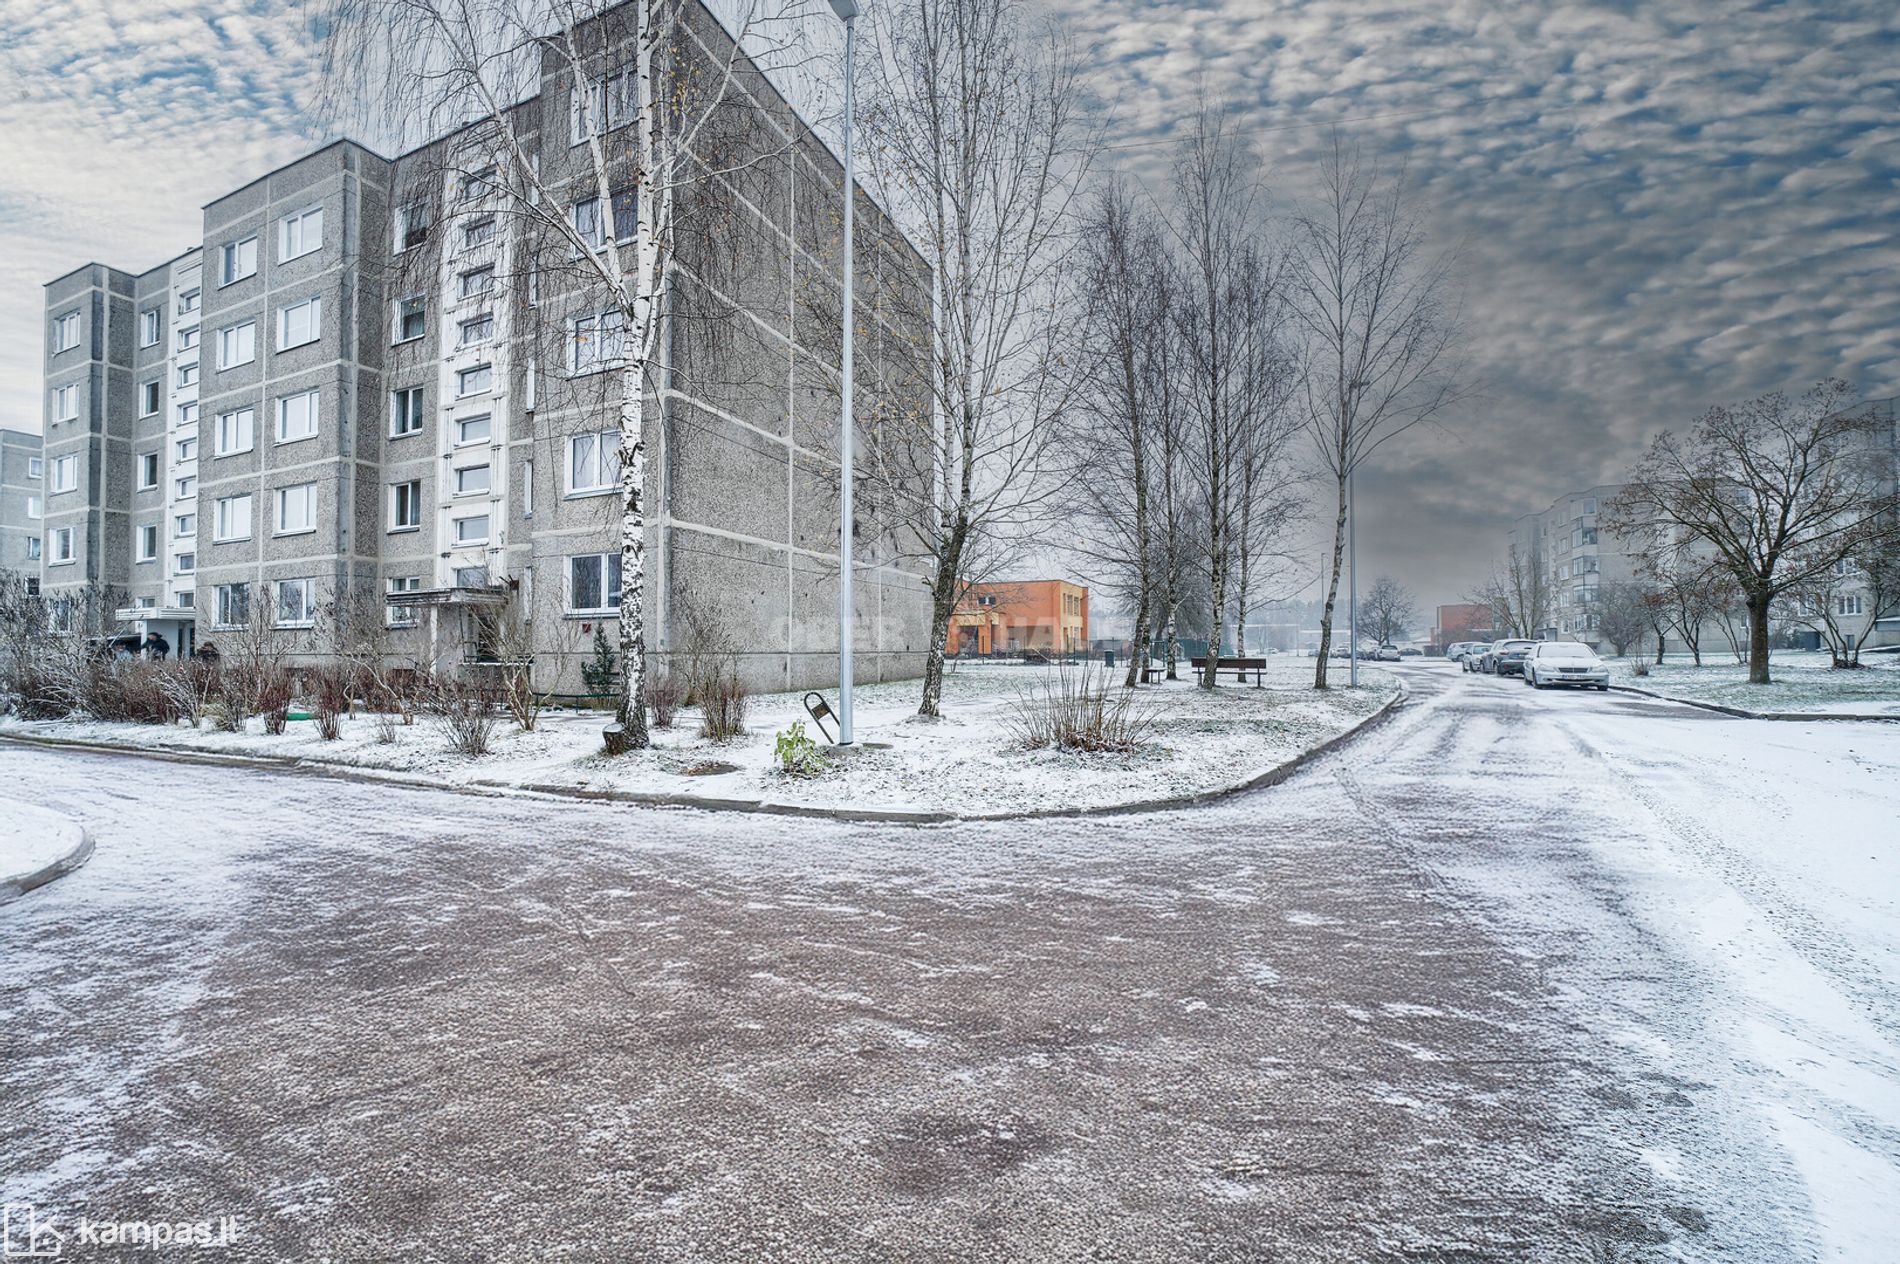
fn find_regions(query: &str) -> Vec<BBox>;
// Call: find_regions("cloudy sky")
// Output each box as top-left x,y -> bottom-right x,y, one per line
3,0 -> 1896,613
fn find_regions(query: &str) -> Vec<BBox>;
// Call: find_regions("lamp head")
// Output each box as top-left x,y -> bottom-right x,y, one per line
828,0 -> 860,20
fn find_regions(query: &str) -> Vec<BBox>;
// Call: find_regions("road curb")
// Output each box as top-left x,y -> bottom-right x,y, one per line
0,683 -> 1405,826
1610,684 -> 1900,723
0,800 -> 95,904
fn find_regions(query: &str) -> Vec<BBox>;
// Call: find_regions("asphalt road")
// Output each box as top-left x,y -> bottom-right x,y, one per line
2,663 -> 1891,1261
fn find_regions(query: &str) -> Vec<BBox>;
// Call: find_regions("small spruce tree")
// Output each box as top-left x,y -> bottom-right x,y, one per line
580,625 -> 618,701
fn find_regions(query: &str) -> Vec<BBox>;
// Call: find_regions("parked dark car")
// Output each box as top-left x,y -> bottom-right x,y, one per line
1485,639 -> 1538,677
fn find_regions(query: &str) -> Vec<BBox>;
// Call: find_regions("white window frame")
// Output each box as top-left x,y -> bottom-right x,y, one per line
177,288 -> 201,315
27,456 -> 41,479
390,386 -> 425,437
453,464 -> 491,497
275,482 -> 317,536
136,523 -> 159,563
51,312 -> 81,353
463,217 -> 496,250
52,384 -> 77,422
50,526 -> 75,565
568,309 -> 624,374
51,454 -> 78,493
216,407 -> 255,457
452,514 -> 490,545
138,451 -> 160,490
217,320 -> 256,370
25,495 -> 39,520
175,436 -> 197,462
277,389 -> 320,444
275,578 -> 317,628
458,313 -> 494,347
386,576 -> 421,626
220,235 -> 258,286
458,266 -> 495,300
394,295 -> 427,343
178,325 -> 199,352
139,308 -> 162,347
456,365 -> 492,398
214,583 -> 250,629
139,379 -> 161,417
566,430 -> 619,495
277,296 -> 321,351
175,512 -> 196,539
565,552 -> 622,614
390,480 -> 423,531
175,476 -> 196,501
175,553 -> 195,576
177,361 -> 199,388
454,413 -> 491,446
279,206 -> 323,261
213,493 -> 253,542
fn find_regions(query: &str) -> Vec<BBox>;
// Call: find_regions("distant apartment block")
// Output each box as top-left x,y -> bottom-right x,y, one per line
1507,485 -> 1633,643
0,428 -> 45,584
948,580 -> 1090,656
38,0 -> 933,693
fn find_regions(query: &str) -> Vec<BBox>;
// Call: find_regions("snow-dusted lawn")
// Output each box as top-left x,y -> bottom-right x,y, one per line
0,800 -> 85,889
0,660 -> 1397,817
1608,651 -> 1900,716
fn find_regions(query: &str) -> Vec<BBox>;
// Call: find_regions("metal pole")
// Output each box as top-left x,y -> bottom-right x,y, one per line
1348,465 -> 1358,687
835,5 -> 858,744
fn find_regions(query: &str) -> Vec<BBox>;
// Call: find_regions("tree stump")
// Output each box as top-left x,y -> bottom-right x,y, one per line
602,722 -> 635,757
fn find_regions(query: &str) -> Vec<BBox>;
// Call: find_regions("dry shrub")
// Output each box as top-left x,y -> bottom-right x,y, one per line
258,670 -> 294,735
311,663 -> 354,741
646,671 -> 682,729
1008,668 -> 1157,753
697,669 -> 748,742
90,660 -> 177,725
430,675 -> 500,756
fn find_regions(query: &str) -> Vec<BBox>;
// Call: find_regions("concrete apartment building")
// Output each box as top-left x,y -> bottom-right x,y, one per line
0,428 -> 45,584
38,0 -> 933,694
1507,485 -> 1633,644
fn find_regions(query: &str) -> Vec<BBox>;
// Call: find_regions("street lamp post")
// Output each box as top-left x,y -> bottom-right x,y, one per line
829,0 -> 860,744
1348,466 -> 1357,687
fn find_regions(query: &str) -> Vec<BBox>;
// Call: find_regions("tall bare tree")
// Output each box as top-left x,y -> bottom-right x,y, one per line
1289,135 -> 1465,688
1590,578 -> 1652,657
1470,542 -> 1547,638
320,0 -> 799,752
859,0 -> 1095,717
1606,380 -> 1898,683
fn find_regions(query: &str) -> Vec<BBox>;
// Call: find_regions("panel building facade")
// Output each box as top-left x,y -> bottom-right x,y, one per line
37,0 -> 933,694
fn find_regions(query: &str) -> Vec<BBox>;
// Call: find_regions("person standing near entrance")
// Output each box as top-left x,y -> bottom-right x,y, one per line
143,631 -> 171,660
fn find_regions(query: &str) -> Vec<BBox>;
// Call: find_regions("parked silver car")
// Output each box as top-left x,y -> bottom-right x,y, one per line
1524,641 -> 1612,690
1482,639 -> 1538,676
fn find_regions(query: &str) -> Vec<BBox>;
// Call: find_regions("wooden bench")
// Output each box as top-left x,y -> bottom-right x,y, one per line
1193,656 -> 1267,686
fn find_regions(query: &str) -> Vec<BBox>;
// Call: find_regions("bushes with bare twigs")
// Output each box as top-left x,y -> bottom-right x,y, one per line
646,671 -> 682,729
1008,669 -> 1158,753
697,669 -> 748,742
429,675 -> 501,756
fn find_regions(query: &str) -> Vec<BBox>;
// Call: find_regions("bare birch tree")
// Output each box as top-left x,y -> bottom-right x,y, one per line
320,0 -> 803,752
1289,134 -> 1465,688
858,0 -> 1095,718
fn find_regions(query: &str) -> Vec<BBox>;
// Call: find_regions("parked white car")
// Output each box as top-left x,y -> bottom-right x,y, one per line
1523,641 -> 1611,690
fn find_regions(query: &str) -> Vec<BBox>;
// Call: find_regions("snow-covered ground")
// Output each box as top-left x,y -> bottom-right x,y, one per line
0,800 -> 84,890
0,660 -> 1396,817
1607,651 -> 1900,716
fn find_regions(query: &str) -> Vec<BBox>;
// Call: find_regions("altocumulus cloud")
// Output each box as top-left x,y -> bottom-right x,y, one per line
0,0 -> 1894,605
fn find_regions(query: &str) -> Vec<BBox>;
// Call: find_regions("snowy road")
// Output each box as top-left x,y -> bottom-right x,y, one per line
1,662 -> 1895,1261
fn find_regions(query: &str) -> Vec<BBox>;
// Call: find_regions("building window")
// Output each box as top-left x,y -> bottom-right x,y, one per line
178,288 -> 201,315
51,454 -> 78,493
215,583 -> 250,628
277,389 -> 319,443
213,493 -> 252,542
25,496 -> 39,520
459,266 -> 494,300
573,197 -> 604,250
571,65 -> 637,143
179,326 -> 199,352
175,513 -> 195,538
216,407 -> 255,456
175,553 -> 195,575
1838,595 -> 1864,617
217,320 -> 256,370
50,527 -> 75,564
1583,497 -> 1597,515
463,217 -> 496,249
277,297 -> 321,350
275,482 -> 317,535
397,202 -> 431,251
387,576 -> 420,626
51,312 -> 80,353
220,235 -> 258,285
138,451 -> 160,489
458,164 -> 498,202
140,308 -> 162,347
522,460 -> 533,516
572,190 -> 640,250
175,475 -> 196,501
27,456 -> 41,479
26,537 -> 40,562
390,480 -> 423,530
567,430 -> 619,494
453,514 -> 490,544
566,552 -> 622,612
458,313 -> 494,347
568,309 -> 624,373
176,436 -> 197,462
275,578 -> 317,627
453,464 -> 491,496
455,413 -> 491,446
456,365 -> 492,397
395,296 -> 426,343
279,206 -> 323,261
391,386 -> 425,437
525,358 -> 537,409
137,524 -> 159,562
177,361 -> 199,388
52,384 -> 77,421
140,380 -> 161,417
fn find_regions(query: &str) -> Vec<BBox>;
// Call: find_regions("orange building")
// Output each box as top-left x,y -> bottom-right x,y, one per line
948,580 -> 1090,656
